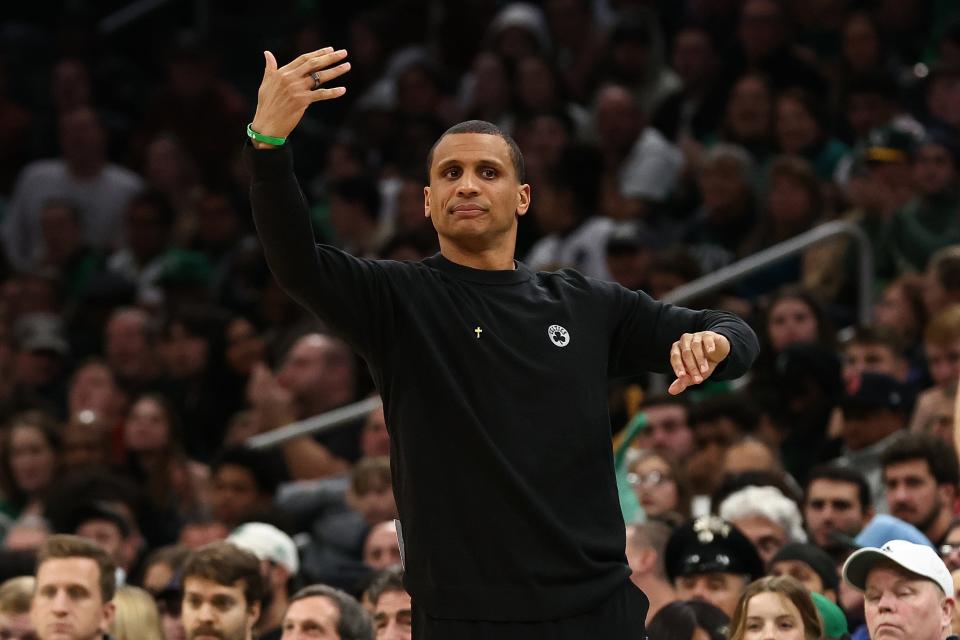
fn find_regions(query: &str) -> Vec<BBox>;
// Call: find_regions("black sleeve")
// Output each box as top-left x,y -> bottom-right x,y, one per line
245,142 -> 403,362
608,285 -> 759,379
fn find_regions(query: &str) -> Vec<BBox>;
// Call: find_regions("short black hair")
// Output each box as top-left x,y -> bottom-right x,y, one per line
211,446 -> 284,496
804,464 -> 871,511
881,433 -> 960,487
688,394 -> 760,433
842,325 -> 906,355
425,120 -> 525,183
647,600 -> 729,640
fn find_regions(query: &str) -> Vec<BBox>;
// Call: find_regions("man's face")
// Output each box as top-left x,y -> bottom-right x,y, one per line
842,343 -> 905,385
281,596 -> 340,640
360,407 -> 390,458
864,565 -> 952,640
30,558 -> 113,640
634,404 -> 693,460
181,576 -> 257,640
925,340 -> 960,391
0,611 -> 36,640
674,572 -> 747,617
363,525 -> 401,571
730,515 -> 787,566
211,465 -> 262,528
277,335 -> 354,416
804,479 -> 868,547
424,133 -> 530,254
913,145 -> 957,196
373,590 -> 411,640
74,520 -> 124,569
770,559 -> 828,597
884,459 -> 945,533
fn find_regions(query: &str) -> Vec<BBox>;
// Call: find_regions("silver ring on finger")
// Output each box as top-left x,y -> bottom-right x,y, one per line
311,71 -> 322,90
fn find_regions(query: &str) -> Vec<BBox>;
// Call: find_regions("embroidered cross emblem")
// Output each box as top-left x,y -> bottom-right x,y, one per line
474,327 -> 483,339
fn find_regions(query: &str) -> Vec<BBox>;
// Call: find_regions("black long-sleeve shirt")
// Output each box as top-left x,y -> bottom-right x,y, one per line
246,143 -> 759,621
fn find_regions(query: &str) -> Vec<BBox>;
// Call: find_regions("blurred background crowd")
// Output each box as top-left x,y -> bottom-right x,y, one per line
2,0 -> 960,638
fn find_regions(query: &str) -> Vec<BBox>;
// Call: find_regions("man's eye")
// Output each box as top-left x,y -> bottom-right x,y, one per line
444,167 -> 461,178
480,168 -> 497,178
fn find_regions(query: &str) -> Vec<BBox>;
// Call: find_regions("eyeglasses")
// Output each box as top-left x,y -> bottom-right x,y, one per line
627,470 -> 673,488
940,543 -> 960,557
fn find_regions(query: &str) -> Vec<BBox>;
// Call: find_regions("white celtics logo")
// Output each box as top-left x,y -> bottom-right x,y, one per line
548,324 -> 570,347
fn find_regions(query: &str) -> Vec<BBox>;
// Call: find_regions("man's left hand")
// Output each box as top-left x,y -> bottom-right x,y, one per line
668,331 -> 730,395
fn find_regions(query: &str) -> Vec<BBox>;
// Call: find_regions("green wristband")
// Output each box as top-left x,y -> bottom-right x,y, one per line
247,123 -> 287,147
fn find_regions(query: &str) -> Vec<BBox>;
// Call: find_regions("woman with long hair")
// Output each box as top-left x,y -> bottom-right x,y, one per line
728,576 -> 823,640
0,411 -> 61,519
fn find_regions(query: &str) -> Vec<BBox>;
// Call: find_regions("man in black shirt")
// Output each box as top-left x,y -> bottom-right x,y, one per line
245,47 -> 759,639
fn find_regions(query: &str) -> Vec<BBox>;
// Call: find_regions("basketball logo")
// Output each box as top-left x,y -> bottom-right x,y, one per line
547,325 -> 570,348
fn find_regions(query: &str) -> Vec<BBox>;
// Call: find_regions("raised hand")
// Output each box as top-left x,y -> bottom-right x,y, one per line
250,47 -> 351,145
668,331 -> 731,395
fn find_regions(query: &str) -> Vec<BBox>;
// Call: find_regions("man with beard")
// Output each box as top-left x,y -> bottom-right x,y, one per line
881,433 -> 959,546
180,542 -> 265,640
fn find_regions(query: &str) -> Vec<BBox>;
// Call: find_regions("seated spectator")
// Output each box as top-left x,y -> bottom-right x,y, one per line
803,464 -> 874,554
775,88 -> 848,181
832,372 -> 912,505
727,575 -> 823,640
107,190 -> 176,307
366,568 -> 411,640
769,543 -> 840,602
873,273 -> 928,351
110,585 -> 164,640
717,73 -> 775,166
0,412 -> 61,520
646,599 -> 728,640
665,515 -> 764,617
603,220 -> 659,291
281,584 -> 373,640
228,522 -> 300,640
140,544 -> 190,594
632,395 -> 694,462
626,450 -> 691,527
179,541 -> 264,640
63,500 -> 139,586
525,144 -> 612,280
123,393 -> 208,526
911,305 -> 960,433
210,447 -> 284,531
37,199 -> 104,304
924,245 -> 960,316
103,307 -> 162,396
61,407 -> 114,474
2,107 -> 142,272
31,534 -> 117,640
363,521 -> 401,572
0,576 -> 34,640
682,144 -> 758,273
625,522 -> 677,623
880,131 -> 960,274
719,485 -> 808,565
881,433 -> 959,546
940,519 -> 960,571
842,539 -> 955,640
10,314 -> 71,417
593,84 -> 684,220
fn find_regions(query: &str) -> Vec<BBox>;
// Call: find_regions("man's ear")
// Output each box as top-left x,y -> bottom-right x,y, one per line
100,600 -> 116,634
248,599 -> 261,630
941,594 -> 954,634
516,183 -> 531,217
423,186 -> 431,218
939,482 -> 957,504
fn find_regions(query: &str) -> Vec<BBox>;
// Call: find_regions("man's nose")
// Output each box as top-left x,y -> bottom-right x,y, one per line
456,173 -> 480,196
51,590 -> 71,612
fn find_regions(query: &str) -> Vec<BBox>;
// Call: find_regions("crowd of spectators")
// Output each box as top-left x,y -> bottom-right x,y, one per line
2,0 -> 960,638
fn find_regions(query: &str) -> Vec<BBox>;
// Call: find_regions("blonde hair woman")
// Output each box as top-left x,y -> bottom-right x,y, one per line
728,576 -> 823,640
110,585 -> 164,640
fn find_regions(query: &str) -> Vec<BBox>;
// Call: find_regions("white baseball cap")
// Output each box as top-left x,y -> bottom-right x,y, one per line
228,522 -> 299,575
842,539 -> 953,598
